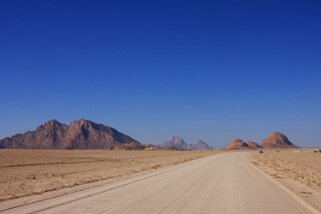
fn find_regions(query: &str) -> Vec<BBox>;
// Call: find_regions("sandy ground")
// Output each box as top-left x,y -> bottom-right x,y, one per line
1,152 -> 317,214
250,148 -> 321,212
0,149 -> 223,204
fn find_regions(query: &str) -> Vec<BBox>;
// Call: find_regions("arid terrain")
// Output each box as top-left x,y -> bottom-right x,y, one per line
2,152 -> 318,214
1,148 -> 321,213
250,148 -> 321,212
0,149 -> 223,207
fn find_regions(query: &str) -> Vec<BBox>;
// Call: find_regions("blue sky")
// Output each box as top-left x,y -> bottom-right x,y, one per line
0,0 -> 321,147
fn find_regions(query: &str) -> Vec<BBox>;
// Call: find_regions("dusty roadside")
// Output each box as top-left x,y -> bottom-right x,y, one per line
249,148 -> 321,212
0,149 -> 224,210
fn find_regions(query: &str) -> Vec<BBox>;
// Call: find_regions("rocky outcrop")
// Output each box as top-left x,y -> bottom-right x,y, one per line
226,132 -> 296,150
226,139 -> 260,150
226,139 -> 250,150
246,141 -> 262,149
0,119 -> 143,150
261,132 -> 296,148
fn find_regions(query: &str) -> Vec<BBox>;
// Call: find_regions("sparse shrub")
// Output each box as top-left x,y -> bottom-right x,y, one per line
319,149 -> 321,153
313,150 -> 318,153
259,150 -> 263,154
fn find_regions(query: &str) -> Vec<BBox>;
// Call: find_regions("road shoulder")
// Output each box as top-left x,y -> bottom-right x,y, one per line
248,153 -> 321,213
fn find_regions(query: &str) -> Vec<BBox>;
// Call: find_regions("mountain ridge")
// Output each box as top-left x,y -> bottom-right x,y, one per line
0,119 -> 143,150
159,136 -> 212,150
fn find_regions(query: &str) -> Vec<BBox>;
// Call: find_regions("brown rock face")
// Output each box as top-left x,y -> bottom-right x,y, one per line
226,139 -> 249,150
0,119 -> 143,150
246,141 -> 262,149
226,139 -> 260,150
261,132 -> 296,148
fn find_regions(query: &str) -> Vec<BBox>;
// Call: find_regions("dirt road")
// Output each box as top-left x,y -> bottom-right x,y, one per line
1,152 -> 318,214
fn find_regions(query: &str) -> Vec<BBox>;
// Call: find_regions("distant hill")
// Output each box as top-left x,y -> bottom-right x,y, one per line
0,119 -> 143,150
226,132 -> 296,150
226,139 -> 260,150
160,136 -> 187,150
193,140 -> 212,150
159,136 -> 212,150
261,132 -> 296,148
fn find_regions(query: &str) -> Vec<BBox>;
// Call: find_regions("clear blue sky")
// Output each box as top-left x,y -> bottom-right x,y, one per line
1,0 -> 321,147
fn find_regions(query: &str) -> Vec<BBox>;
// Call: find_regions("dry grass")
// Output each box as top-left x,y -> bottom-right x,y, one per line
251,149 -> 321,189
250,148 -> 321,211
0,149 -> 224,201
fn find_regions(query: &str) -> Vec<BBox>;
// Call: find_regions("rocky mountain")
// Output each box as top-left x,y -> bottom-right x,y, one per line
226,139 -> 260,150
159,136 -> 188,150
159,136 -> 212,150
0,119 -> 143,150
261,132 -> 296,148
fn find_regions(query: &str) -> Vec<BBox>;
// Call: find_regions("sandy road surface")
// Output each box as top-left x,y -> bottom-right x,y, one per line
1,152 -> 318,214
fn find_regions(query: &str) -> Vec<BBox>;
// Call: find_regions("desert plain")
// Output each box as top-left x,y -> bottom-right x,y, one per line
1,148 -> 321,213
0,149 -> 223,209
